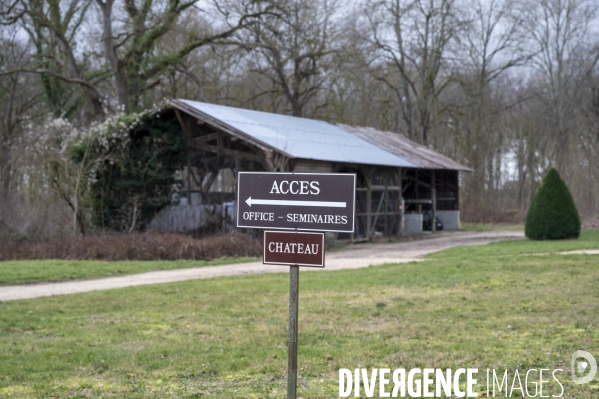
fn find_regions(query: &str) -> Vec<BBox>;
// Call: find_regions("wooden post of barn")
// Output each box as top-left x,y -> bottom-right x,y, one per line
431,169 -> 436,233
366,176 -> 372,240
174,109 -> 193,206
186,148 -> 192,206
397,168 -> 403,238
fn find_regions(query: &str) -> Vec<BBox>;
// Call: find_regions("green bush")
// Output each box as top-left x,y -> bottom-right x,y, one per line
88,111 -> 186,231
525,168 -> 580,240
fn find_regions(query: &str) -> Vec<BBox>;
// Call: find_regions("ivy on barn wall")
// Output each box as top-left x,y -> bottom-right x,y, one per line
71,103 -> 187,232
93,111 -> 186,231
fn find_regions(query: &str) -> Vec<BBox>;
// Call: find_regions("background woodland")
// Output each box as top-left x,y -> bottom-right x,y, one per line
1,0 -> 599,236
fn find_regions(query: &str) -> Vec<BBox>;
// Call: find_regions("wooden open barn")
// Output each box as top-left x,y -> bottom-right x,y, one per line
146,99 -> 472,239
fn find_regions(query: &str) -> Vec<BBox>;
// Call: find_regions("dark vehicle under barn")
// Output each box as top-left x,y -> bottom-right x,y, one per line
422,210 -> 443,231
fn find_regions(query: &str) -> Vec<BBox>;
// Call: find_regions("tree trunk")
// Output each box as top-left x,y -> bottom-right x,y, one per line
96,0 -> 130,112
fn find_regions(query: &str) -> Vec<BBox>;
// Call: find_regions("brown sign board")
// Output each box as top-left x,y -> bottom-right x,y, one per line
237,172 -> 356,233
263,231 -> 325,267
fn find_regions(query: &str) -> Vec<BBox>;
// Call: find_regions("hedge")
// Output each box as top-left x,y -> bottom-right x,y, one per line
525,168 -> 580,240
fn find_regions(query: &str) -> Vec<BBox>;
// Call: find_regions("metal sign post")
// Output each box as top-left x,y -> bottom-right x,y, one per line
262,229 -> 323,399
288,264 -> 299,399
236,172 -> 354,398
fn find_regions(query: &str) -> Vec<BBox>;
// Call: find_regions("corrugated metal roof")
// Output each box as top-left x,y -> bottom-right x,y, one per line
174,99 -> 417,168
337,124 -> 472,171
172,99 -> 471,171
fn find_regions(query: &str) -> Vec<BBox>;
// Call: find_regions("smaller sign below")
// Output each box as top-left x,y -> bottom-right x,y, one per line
264,231 -> 325,268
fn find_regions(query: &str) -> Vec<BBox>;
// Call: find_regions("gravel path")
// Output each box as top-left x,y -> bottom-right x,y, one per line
0,230 -> 524,301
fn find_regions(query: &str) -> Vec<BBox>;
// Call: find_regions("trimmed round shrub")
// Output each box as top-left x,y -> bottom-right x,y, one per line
525,168 -> 580,240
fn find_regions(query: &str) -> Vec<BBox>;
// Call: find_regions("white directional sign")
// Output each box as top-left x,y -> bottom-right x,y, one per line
236,172 -> 356,233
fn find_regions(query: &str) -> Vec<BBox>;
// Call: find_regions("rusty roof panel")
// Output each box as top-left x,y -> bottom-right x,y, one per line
337,124 -> 472,171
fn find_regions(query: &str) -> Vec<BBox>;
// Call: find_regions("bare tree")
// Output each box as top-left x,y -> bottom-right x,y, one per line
153,11 -> 246,104
526,0 -> 599,172
242,0 -> 342,117
0,26 -> 38,207
367,0 -> 462,144
94,0 -> 268,113
577,70 -> 599,215
2,0 -> 104,118
452,0 -> 530,209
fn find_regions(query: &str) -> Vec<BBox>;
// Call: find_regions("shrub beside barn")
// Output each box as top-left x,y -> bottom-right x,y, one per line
525,168 -> 581,240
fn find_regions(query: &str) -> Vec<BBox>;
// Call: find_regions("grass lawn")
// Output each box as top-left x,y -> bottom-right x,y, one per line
0,257 -> 259,286
1,231 -> 599,398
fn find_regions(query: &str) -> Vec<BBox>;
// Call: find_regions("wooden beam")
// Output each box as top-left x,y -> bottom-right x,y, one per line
191,133 -> 220,144
455,170 -> 460,211
172,100 -> 274,153
365,167 -> 373,239
404,174 -> 431,188
369,189 -> 386,238
174,108 -> 186,130
357,212 -> 402,217
435,180 -> 459,191
405,199 -> 433,204
260,149 -> 276,171
356,185 -> 402,192
202,171 -> 219,192
432,169 -> 436,233
415,169 -> 460,191
354,194 -> 363,240
272,152 -> 290,171
174,109 -> 193,205
189,142 -> 262,163
217,132 -> 223,156
398,168 -> 403,238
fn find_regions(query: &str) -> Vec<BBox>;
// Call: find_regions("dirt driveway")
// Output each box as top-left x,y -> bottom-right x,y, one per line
0,230 -> 524,301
